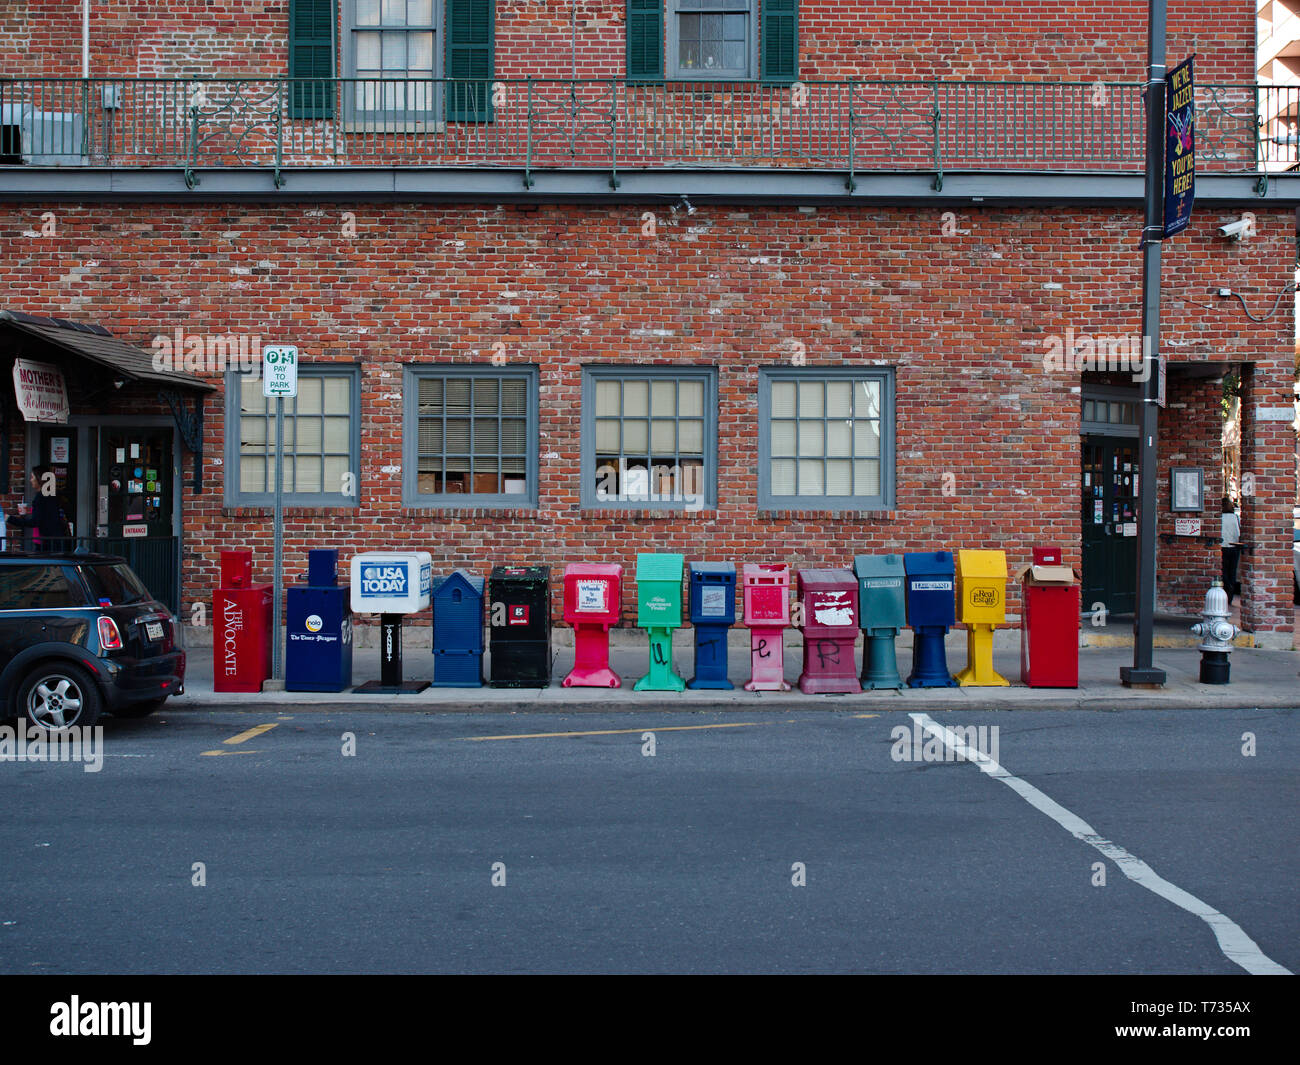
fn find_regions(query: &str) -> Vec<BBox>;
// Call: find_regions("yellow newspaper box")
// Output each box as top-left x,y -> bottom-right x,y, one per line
956,550 -> 1007,625
955,549 -> 1009,686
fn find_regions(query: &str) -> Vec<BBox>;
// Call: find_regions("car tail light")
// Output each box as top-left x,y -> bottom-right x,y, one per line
97,616 -> 124,651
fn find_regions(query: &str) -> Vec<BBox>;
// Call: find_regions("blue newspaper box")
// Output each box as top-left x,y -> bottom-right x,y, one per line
286,548 -> 353,692
432,569 -> 485,687
853,553 -> 906,690
904,550 -> 957,688
688,561 -> 735,690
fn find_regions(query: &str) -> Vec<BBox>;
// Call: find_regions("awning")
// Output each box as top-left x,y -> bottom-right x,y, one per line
1,309 -> 215,494
0,310 -> 215,393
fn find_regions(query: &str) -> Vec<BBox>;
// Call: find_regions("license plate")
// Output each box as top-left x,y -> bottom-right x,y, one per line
145,621 -> 164,641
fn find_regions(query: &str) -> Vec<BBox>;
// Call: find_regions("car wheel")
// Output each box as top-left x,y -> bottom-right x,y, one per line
18,663 -> 102,731
110,697 -> 167,719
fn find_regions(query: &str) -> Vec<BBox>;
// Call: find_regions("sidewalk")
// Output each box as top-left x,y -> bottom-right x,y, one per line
170,628 -> 1300,713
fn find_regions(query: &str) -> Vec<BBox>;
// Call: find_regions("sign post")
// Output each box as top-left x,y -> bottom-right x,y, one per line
1123,4 -> 1193,689
262,345 -> 299,682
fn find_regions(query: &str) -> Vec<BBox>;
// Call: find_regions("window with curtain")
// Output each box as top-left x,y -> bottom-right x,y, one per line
346,0 -> 439,121
668,0 -> 757,78
582,367 -> 716,510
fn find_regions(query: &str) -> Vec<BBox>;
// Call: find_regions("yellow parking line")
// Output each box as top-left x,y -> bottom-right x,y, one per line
853,714 -> 880,719
460,722 -> 766,742
222,723 -> 279,745
200,749 -> 264,757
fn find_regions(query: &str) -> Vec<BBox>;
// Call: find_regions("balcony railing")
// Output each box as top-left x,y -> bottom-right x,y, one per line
0,77 -> 1292,189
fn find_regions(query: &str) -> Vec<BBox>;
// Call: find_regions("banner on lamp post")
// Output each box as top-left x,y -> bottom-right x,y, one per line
1164,54 -> 1195,239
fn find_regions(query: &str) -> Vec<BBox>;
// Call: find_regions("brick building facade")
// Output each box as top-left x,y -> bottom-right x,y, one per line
1,1 -> 1296,645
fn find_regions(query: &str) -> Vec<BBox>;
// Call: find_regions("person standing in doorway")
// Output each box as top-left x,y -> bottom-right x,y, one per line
1220,495 -> 1242,606
6,465 -> 68,553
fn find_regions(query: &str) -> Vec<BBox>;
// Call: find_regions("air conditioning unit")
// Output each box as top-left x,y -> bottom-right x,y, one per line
0,103 -> 86,164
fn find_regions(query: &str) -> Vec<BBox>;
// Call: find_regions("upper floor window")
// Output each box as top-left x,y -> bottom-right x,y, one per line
346,0 -> 440,122
627,0 -> 797,82
669,0 -> 757,79
291,0 -> 491,124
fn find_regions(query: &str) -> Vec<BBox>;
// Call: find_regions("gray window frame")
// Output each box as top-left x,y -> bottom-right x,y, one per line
666,0 -> 760,81
581,365 -> 718,511
757,365 -> 896,512
224,364 -> 362,508
402,364 -> 539,509
342,0 -> 443,126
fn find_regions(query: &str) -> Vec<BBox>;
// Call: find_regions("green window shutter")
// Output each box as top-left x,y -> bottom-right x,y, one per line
446,0 -> 495,122
761,0 -> 798,82
626,0 -> 663,82
289,0 -> 335,119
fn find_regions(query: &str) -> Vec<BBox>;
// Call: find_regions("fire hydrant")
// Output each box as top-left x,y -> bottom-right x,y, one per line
1190,580 -> 1238,684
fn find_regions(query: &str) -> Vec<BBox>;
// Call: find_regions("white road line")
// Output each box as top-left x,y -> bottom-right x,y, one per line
909,712 -> 1291,976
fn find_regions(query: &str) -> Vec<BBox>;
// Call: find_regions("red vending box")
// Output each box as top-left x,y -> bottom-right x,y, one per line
212,550 -> 273,693
742,563 -> 790,691
562,563 -> 623,688
1018,546 -> 1080,688
796,568 -> 862,694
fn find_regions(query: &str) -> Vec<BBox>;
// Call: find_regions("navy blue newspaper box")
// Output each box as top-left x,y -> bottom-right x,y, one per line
432,569 -> 485,687
286,548 -> 353,692
688,561 -> 735,689
903,550 -> 957,688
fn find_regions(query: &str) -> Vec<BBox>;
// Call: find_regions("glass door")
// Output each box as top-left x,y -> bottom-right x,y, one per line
1081,435 -> 1138,617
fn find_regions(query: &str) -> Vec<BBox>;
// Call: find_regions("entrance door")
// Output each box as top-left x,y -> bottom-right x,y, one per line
1081,435 -> 1138,617
30,427 -> 78,549
92,428 -> 178,610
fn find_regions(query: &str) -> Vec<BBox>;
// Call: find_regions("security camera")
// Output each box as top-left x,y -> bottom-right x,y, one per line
1218,216 -> 1255,241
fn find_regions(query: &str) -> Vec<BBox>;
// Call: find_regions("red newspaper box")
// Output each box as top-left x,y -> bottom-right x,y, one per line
1018,546 -> 1080,688
742,563 -> 790,691
212,550 -> 272,693
796,568 -> 862,694
562,563 -> 623,688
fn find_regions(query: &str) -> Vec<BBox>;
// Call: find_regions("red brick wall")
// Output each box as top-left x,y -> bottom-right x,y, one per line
0,1 -> 1257,82
1157,373 -> 1227,614
1,200 -> 1293,633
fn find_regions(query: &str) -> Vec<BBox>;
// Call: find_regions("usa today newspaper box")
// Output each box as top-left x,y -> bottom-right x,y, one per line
349,551 -> 432,694
286,548 -> 353,692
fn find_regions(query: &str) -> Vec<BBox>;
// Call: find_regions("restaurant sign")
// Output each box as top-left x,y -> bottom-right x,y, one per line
12,359 -> 70,423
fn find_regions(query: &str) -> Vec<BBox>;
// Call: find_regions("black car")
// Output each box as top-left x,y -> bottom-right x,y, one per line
0,551 -> 186,730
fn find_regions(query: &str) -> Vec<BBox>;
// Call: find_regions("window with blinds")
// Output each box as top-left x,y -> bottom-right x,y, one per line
583,367 -> 716,509
404,366 -> 537,505
759,368 -> 894,510
228,366 -> 360,505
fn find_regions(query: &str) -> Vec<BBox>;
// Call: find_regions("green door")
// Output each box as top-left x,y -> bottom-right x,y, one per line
1080,435 -> 1138,617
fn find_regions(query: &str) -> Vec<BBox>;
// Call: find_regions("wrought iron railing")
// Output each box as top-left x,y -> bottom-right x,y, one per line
0,77 -> 1295,188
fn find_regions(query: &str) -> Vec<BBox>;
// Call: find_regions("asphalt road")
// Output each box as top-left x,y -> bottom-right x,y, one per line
0,707 -> 1295,975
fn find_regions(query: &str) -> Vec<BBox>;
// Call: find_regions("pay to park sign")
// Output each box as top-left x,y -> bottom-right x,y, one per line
1164,54 -> 1195,239
262,345 -> 299,399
